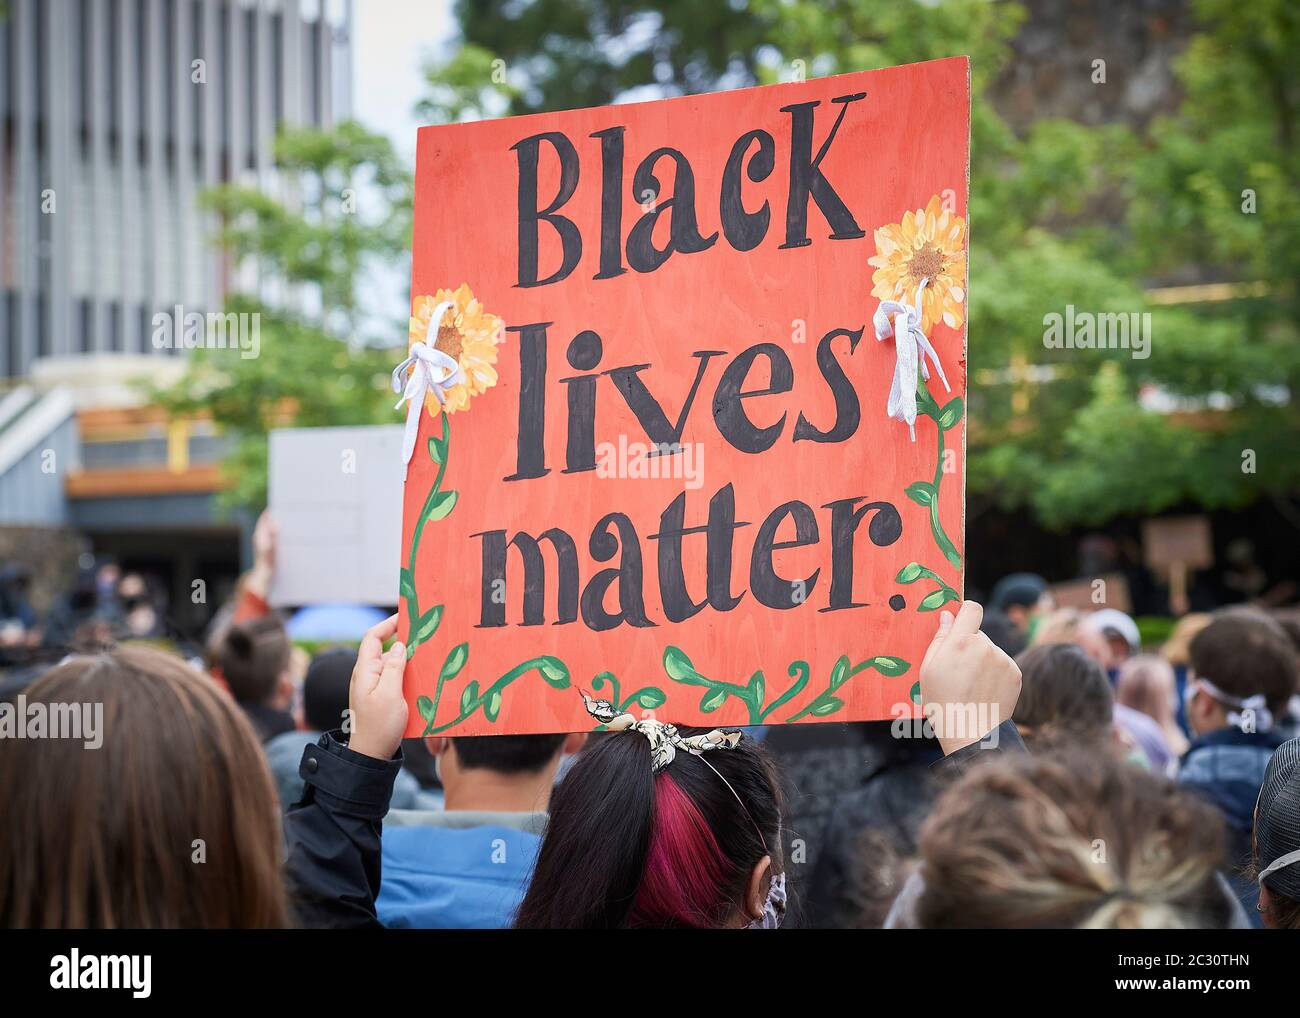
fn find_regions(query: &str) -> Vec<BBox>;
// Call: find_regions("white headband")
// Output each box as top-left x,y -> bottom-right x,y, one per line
1195,677 -> 1273,733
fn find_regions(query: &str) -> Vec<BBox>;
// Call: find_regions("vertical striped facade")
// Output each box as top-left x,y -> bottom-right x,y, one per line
0,0 -> 351,379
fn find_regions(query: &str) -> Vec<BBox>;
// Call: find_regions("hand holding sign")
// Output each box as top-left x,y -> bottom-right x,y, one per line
349,614 -> 408,762
919,601 -> 1022,755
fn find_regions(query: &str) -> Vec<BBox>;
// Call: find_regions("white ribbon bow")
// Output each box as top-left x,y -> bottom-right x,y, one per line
873,278 -> 951,441
391,300 -> 464,466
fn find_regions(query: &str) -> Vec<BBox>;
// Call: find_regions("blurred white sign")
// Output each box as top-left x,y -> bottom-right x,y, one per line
268,425 -> 403,607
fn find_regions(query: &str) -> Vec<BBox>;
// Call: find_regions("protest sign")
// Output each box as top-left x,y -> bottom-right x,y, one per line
268,425 -> 405,607
398,57 -> 970,735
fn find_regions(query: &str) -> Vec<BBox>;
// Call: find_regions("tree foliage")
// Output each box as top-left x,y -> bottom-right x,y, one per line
154,122 -> 413,509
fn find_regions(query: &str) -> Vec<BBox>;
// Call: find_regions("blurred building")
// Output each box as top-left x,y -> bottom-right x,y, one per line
0,0 -> 352,633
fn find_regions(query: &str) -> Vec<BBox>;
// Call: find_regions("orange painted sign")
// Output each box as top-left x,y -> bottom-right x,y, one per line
401,57 -> 970,736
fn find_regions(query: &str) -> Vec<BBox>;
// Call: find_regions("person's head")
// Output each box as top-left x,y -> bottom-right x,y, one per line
424,732 -> 584,812
1116,654 -> 1179,731
117,572 -> 148,602
302,647 -> 355,733
209,616 -> 292,708
989,573 -> 1052,635
1271,609 -> 1300,657
514,724 -> 785,929
1080,608 -> 1140,668
1013,642 -> 1115,752
1254,737 -> 1300,930
915,752 -> 1233,928
0,646 -> 288,927
1186,608 -> 1298,736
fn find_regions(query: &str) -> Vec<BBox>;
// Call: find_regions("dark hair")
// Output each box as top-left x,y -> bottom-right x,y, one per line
917,751 -> 1232,928
212,617 -> 290,706
302,648 -> 355,732
0,646 -> 289,927
989,573 -> 1047,613
1191,608 -> 1298,716
514,726 -> 784,929
451,734 -> 567,774
1013,642 -> 1114,750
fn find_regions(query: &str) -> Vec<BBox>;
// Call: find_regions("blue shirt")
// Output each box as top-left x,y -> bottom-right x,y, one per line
377,821 -> 541,929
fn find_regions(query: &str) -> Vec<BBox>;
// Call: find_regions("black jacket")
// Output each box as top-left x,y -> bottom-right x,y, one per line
283,730 -> 401,928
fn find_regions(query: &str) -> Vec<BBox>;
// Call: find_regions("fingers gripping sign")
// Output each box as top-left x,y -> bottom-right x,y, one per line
349,614 -> 409,761
919,601 -> 1021,755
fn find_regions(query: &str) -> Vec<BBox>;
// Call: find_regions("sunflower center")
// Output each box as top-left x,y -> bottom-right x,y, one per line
908,245 -> 944,283
434,322 -> 463,361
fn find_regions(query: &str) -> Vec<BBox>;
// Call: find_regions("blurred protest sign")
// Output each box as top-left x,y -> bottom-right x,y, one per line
268,426 -> 403,607
398,58 -> 971,735
1142,516 -> 1213,573
1047,574 -> 1132,614
1143,515 -> 1212,616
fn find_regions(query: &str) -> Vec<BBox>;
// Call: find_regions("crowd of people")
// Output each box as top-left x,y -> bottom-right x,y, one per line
2,526 -> 1300,930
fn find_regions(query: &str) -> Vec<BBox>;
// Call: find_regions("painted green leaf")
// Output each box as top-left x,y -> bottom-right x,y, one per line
536,656 -> 570,688
871,655 -> 911,677
632,687 -> 667,708
427,490 -> 459,521
416,695 -> 435,722
427,436 -> 444,465
918,588 -> 952,612
414,605 -> 443,643
399,568 -> 416,601
936,397 -> 964,431
909,681 -> 922,705
439,642 -> 469,680
896,562 -> 924,584
484,690 -> 503,721
915,383 -> 939,417
811,696 -> 845,717
699,687 -> 728,713
459,681 -> 480,714
904,481 -> 936,507
746,671 -> 764,705
828,655 -> 850,691
663,646 -> 698,683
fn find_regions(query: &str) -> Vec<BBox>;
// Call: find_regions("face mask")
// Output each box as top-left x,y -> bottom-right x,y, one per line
744,871 -> 787,930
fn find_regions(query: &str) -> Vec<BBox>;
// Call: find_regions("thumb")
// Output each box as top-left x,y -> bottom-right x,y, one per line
936,609 -> 955,639
377,642 -> 406,694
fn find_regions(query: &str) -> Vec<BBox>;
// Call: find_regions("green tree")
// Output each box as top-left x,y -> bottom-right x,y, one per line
155,121 -> 414,509
421,0 -> 1300,529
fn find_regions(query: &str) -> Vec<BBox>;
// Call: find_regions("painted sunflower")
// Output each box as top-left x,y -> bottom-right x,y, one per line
408,284 -> 504,415
868,194 -> 967,334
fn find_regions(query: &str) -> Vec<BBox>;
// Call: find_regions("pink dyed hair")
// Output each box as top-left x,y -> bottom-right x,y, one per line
625,772 -> 740,928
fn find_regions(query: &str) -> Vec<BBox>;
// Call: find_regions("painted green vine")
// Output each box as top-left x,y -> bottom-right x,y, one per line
400,410 -> 456,662
662,645 -> 909,724
896,561 -> 960,612
907,383 -> 963,570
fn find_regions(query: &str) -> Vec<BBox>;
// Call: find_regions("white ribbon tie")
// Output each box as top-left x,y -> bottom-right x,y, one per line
391,300 -> 464,465
873,278 -> 951,441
